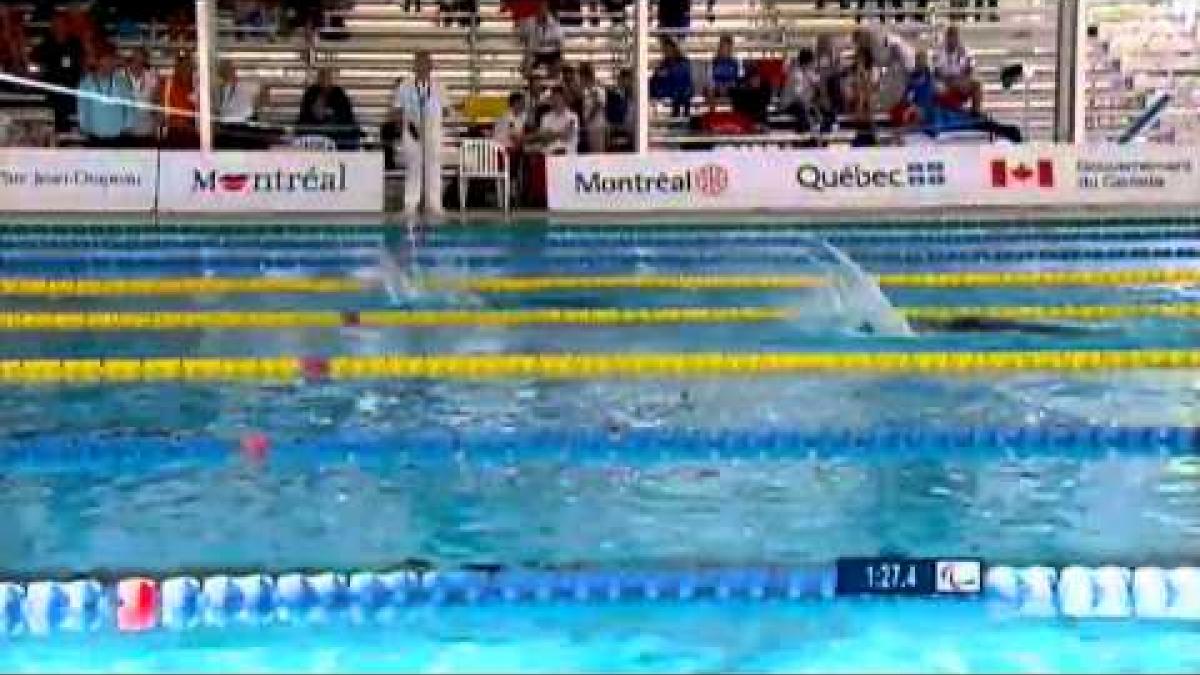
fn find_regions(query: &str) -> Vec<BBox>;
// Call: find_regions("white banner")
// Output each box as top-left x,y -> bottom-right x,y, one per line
548,144 -> 1200,212
0,150 -> 157,212
158,151 -> 384,213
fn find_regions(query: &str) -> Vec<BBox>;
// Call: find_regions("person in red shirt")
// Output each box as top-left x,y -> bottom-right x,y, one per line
502,0 -> 543,51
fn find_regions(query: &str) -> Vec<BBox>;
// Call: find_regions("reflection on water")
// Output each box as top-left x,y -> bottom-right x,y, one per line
2,455 -> 1196,575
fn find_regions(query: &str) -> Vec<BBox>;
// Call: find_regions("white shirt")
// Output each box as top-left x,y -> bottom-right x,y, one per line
392,76 -> 447,134
782,65 -> 821,107
581,84 -> 605,128
217,79 -> 260,124
934,44 -> 974,79
538,108 -> 578,154
123,67 -> 160,136
492,108 -> 527,149
530,17 -> 564,55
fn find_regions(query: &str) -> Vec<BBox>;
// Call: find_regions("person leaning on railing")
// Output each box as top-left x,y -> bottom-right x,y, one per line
32,11 -> 84,133
77,48 -> 133,148
160,51 -> 199,149
121,46 -> 161,148
650,35 -> 693,121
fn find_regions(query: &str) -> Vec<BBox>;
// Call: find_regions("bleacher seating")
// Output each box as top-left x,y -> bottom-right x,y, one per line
1085,0 -> 1200,144
209,0 -> 1058,150
0,0 -> 1059,153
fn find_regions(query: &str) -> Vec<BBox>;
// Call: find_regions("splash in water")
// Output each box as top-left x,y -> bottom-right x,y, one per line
783,237 -> 914,338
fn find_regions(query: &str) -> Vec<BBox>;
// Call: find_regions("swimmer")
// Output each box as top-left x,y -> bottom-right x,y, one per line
904,316 -> 1120,336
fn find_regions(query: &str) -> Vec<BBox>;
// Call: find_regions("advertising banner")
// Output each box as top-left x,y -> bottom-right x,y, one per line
0,149 -> 158,212
548,144 -> 1200,212
158,151 -> 385,213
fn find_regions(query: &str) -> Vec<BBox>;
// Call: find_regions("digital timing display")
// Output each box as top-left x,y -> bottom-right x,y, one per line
835,558 -> 983,597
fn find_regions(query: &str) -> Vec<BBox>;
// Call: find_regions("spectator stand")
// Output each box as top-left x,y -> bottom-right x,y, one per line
1085,0 -> 1200,144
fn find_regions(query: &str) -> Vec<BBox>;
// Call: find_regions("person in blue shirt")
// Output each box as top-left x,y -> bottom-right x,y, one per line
650,36 -> 694,119
706,34 -> 741,99
892,48 -> 1023,143
78,50 -> 134,147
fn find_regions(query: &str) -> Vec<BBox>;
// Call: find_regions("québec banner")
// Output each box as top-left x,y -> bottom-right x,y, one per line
548,144 -> 1200,212
0,150 -> 385,214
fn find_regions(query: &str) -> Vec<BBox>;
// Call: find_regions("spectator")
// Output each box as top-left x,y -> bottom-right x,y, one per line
781,47 -> 833,137
933,25 -> 982,115
161,52 -> 198,149
122,47 -> 161,147
33,11 -> 85,133
552,0 -> 582,27
560,63 -> 584,120
657,0 -> 690,31
296,67 -> 360,149
527,2 -> 565,74
845,38 -> 880,131
813,33 -> 845,105
215,60 -> 269,149
895,48 -> 1022,143
526,85 -> 578,155
502,0 -> 543,52
0,5 -> 29,81
493,91 -> 529,152
604,67 -> 634,150
77,49 -> 132,147
232,0 -> 274,41
650,36 -> 692,119
890,47 -> 936,129
728,63 -> 772,129
705,34 -> 741,100
578,62 -> 606,153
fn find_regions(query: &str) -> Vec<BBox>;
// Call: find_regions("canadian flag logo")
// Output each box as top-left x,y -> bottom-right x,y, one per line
990,159 -> 1055,188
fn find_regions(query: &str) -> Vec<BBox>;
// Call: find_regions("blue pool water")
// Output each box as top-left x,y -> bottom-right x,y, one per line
1,220 -> 1199,672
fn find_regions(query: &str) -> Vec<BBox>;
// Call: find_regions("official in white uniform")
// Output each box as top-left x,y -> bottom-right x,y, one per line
392,51 -> 446,218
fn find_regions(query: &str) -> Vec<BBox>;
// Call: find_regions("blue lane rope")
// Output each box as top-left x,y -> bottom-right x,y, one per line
4,247 -> 1200,270
5,227 -> 1200,250
1,425 -> 1195,474
2,564 -> 1198,635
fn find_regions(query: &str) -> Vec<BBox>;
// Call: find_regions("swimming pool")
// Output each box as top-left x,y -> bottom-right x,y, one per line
1,218 -> 1198,673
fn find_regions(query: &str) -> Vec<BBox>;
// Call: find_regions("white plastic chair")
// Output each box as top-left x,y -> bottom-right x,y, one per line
457,138 -> 510,214
291,134 -> 339,152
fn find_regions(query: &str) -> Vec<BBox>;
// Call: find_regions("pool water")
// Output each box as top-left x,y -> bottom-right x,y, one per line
1,221 -> 1199,672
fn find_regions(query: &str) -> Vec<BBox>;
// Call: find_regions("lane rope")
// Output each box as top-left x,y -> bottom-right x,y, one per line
3,426 -> 1196,474
0,308 -> 793,330
2,304 -> 1200,331
3,270 -> 1200,296
0,349 -> 1197,383
0,278 -> 368,296
9,248 -> 1200,268
1,564 -> 1197,635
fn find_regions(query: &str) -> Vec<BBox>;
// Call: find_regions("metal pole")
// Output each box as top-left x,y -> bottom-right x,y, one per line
634,0 -> 650,154
1072,0 -> 1089,144
195,0 -> 217,152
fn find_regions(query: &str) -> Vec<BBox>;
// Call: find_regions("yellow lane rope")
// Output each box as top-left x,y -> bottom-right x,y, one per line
0,278 -> 367,296
902,304 -> 1200,322
0,350 -> 1197,383
0,308 -> 792,330
4,268 -> 1200,296
1,304 -> 1199,331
